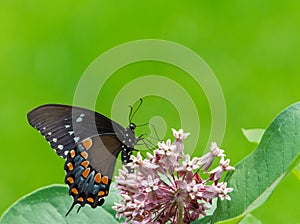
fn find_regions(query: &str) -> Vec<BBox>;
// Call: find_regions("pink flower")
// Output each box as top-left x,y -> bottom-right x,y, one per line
113,129 -> 234,224
216,182 -> 233,201
198,142 -> 225,171
157,139 -> 176,157
172,128 -> 190,141
172,128 -> 190,155
141,175 -> 159,193
181,154 -> 200,172
207,157 -> 235,182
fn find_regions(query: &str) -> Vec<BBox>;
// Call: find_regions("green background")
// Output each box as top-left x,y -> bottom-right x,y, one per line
1,1 -> 299,223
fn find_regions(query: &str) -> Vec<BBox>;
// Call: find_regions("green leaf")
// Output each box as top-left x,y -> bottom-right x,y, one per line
241,128 -> 265,144
0,184 -> 119,224
191,215 -> 212,224
239,214 -> 261,224
212,102 -> 300,222
292,162 -> 300,181
191,213 -> 259,224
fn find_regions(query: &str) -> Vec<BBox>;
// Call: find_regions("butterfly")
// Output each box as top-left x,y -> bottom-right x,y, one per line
27,102 -> 143,216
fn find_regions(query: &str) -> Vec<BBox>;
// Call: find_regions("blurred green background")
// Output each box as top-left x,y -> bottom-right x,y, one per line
1,0 -> 300,223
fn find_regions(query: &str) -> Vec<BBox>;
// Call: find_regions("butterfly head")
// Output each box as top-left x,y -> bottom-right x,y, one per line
129,123 -> 136,131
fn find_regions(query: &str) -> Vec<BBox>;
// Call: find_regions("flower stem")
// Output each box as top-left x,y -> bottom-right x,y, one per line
177,199 -> 184,224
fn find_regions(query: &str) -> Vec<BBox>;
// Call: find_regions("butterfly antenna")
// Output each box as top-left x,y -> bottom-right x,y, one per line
129,98 -> 143,123
128,105 -> 133,123
65,202 -> 77,217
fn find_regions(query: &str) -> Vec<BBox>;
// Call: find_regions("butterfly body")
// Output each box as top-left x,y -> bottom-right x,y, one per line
27,104 -> 138,215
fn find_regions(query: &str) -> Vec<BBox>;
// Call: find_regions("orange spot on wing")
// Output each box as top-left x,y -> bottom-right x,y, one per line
67,177 -> 74,184
94,173 -> 102,184
98,191 -> 105,197
67,162 -> 73,171
101,176 -> 109,185
87,197 -> 94,203
70,150 -> 76,158
81,161 -> 89,168
81,151 -> 88,159
77,197 -> 84,202
82,168 -> 90,178
82,138 -> 93,150
71,188 -> 78,195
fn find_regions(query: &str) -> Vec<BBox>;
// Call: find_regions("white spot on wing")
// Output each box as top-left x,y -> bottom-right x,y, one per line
58,145 -> 64,150
42,127 -> 46,130
65,125 -> 71,128
80,113 -> 85,117
76,117 -> 83,123
68,131 -> 74,135
64,151 -> 69,156
74,137 -> 80,143
47,132 -> 52,136
53,138 -> 57,143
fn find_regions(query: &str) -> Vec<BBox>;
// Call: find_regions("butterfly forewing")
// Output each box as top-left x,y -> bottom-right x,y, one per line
27,104 -> 124,158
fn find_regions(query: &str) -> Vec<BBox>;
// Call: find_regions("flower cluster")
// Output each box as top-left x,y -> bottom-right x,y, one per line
113,129 -> 234,224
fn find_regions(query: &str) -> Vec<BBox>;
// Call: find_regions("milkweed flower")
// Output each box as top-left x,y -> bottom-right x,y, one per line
113,129 -> 234,224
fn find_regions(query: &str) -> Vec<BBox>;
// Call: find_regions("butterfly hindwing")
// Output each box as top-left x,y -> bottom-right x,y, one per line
64,135 -> 122,215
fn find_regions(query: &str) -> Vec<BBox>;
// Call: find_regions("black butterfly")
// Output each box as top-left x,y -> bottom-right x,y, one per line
27,102 -> 142,216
